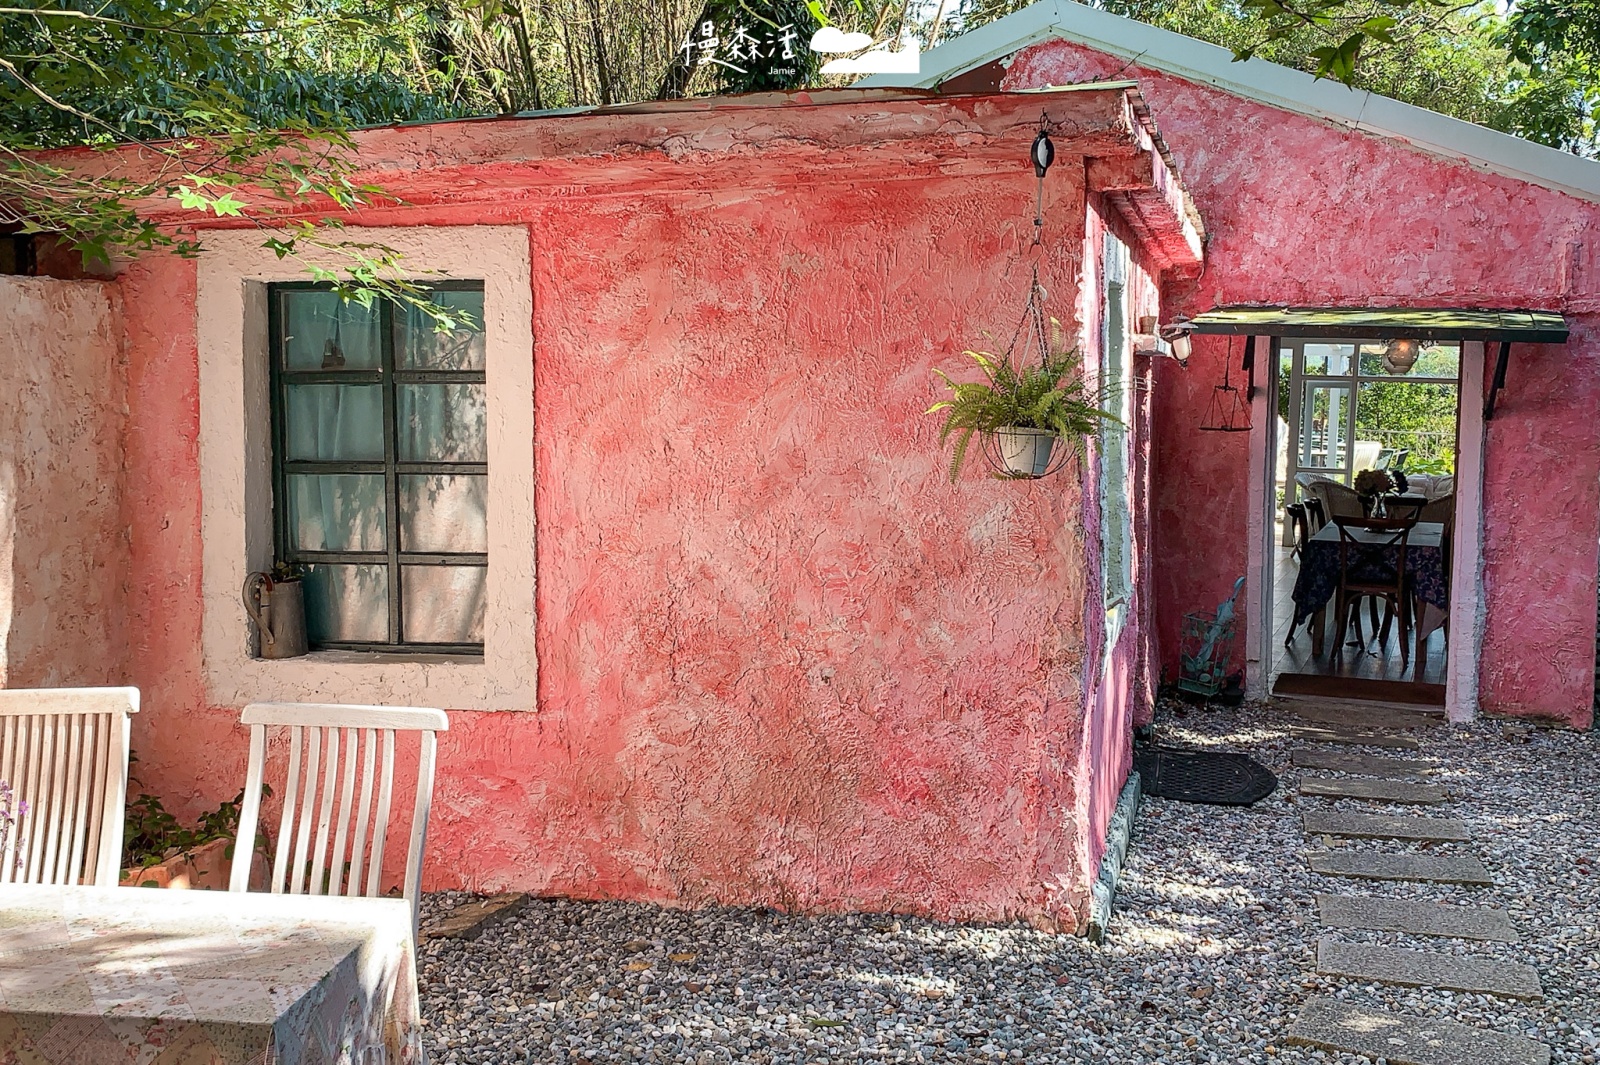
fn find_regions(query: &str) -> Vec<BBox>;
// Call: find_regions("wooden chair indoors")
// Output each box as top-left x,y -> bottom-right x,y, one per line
1331,514 -> 1420,667
229,702 -> 450,929
0,687 -> 138,888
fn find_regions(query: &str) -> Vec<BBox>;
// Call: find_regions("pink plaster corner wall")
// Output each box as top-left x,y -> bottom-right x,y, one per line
112,159 -> 1148,923
0,277 -> 129,688
1005,40 -> 1600,728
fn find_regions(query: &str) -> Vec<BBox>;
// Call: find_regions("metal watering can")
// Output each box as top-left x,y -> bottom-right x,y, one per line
243,572 -> 309,659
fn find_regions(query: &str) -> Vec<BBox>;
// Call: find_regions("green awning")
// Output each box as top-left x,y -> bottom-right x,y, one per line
1187,307 -> 1568,344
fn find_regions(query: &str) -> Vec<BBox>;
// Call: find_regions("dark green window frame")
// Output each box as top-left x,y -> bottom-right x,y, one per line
268,281 -> 487,654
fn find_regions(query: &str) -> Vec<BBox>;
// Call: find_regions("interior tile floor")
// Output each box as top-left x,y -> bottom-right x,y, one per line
1270,535 -> 1448,685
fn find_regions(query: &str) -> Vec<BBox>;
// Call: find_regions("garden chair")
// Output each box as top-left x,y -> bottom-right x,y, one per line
229,702 -> 449,927
0,687 -> 137,887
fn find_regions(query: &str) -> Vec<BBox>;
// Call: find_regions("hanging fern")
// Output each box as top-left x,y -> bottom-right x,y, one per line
927,342 -> 1118,482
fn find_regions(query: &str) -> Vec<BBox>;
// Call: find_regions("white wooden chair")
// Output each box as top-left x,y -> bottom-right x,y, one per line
0,687 -> 137,888
229,702 -> 448,924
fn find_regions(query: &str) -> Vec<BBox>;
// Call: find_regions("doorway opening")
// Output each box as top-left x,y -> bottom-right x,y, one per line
1266,338 -> 1462,705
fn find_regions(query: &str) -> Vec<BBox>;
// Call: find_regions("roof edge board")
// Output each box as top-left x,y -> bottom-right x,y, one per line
862,0 -> 1600,204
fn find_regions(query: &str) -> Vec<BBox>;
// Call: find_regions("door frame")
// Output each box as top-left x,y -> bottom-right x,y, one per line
1245,337 -> 1486,723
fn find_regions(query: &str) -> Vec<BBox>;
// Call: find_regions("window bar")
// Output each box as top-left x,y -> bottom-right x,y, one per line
269,291 -> 290,584
380,298 -> 402,645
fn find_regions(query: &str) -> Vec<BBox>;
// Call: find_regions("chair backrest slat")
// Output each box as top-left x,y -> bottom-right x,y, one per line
0,688 -> 137,888
269,725 -> 303,895
309,727 -> 341,895
346,728 -> 377,899
289,726 -> 322,895
329,728 -> 359,896
368,729 -> 396,898
230,703 -> 447,927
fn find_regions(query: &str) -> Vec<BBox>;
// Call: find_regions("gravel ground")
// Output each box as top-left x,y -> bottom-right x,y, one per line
419,700 -> 1599,1064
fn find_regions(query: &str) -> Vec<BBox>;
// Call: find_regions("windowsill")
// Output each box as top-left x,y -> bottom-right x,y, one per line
258,649 -> 487,667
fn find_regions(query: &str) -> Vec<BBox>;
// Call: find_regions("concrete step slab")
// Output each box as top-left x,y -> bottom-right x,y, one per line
1300,776 -> 1448,804
1317,894 -> 1518,943
1303,809 -> 1470,842
1317,937 -> 1543,1000
1289,725 -> 1420,750
1291,748 -> 1433,779
1284,702 -> 1442,731
1288,996 -> 1551,1065
1309,851 -> 1494,885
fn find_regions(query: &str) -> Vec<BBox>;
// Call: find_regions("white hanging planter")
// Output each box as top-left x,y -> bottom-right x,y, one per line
994,426 -> 1058,478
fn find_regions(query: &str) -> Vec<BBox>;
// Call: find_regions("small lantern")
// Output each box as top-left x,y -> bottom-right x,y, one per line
1381,337 -> 1420,375
1031,129 -> 1055,177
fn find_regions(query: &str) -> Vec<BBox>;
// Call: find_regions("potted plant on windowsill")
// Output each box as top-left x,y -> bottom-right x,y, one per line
243,561 -> 309,659
928,343 -> 1113,481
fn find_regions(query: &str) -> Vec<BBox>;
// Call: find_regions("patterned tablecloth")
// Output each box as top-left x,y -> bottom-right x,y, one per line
1290,520 -> 1448,637
0,884 -> 420,1065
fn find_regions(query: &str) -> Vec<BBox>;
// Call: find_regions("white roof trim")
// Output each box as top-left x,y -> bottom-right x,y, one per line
858,0 -> 1600,204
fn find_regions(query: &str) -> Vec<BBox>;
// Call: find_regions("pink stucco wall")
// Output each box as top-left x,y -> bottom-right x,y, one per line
0,277 -> 128,689
97,92 -> 1190,926
1004,41 -> 1600,728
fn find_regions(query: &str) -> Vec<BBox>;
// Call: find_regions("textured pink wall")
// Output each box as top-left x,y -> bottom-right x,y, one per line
0,278 -> 129,688
108,127 -> 1172,924
1005,41 -> 1600,728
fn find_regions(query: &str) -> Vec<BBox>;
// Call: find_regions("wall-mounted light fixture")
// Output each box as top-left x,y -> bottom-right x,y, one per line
1134,315 -> 1194,366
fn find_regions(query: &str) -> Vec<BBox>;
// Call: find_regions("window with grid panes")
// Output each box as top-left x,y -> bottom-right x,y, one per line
269,283 -> 487,653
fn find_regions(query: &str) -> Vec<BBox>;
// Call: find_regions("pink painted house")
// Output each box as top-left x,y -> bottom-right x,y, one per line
2,0 -> 1595,929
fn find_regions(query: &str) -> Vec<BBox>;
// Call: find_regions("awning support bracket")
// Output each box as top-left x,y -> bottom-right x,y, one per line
1484,340 -> 1511,421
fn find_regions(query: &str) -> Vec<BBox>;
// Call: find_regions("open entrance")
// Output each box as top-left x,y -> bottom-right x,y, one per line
1266,338 -> 1462,706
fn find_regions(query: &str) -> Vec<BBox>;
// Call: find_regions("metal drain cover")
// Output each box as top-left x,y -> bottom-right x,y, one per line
1133,746 -> 1277,806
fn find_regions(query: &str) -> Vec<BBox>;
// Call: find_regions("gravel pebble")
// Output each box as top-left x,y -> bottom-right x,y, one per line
419,699 -> 1598,1064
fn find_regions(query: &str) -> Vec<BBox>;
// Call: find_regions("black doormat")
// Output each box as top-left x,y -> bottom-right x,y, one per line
1134,746 -> 1278,806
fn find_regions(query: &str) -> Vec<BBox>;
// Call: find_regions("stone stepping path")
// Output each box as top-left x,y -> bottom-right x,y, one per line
1316,938 -> 1543,1000
1302,809 -> 1471,842
1286,712 -> 1552,1065
1309,849 -> 1494,885
1287,997 -> 1552,1065
1288,725 -> 1420,750
1316,894 -> 1519,943
1291,748 -> 1433,779
1300,775 -> 1448,804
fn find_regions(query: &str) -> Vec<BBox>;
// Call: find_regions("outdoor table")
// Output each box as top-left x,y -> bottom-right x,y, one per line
1290,520 -> 1448,655
0,883 -> 421,1065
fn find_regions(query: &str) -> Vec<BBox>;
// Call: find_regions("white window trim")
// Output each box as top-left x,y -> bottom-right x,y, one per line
1100,234 -> 1134,658
196,225 -> 536,710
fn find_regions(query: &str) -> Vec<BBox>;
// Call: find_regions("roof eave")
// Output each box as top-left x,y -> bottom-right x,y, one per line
860,0 -> 1600,205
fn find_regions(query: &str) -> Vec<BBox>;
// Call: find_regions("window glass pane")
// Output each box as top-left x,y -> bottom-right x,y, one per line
402,566 -> 486,643
1301,342 -> 1353,376
280,291 -> 381,370
287,474 -> 386,551
1356,381 -> 1459,474
399,474 -> 487,552
1298,382 -> 1351,470
285,384 -> 384,461
396,291 -> 485,370
303,564 -> 389,643
397,383 -> 487,462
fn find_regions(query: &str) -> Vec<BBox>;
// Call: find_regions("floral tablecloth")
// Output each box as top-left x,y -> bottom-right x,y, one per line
1291,520 -> 1448,637
0,884 -> 420,1065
